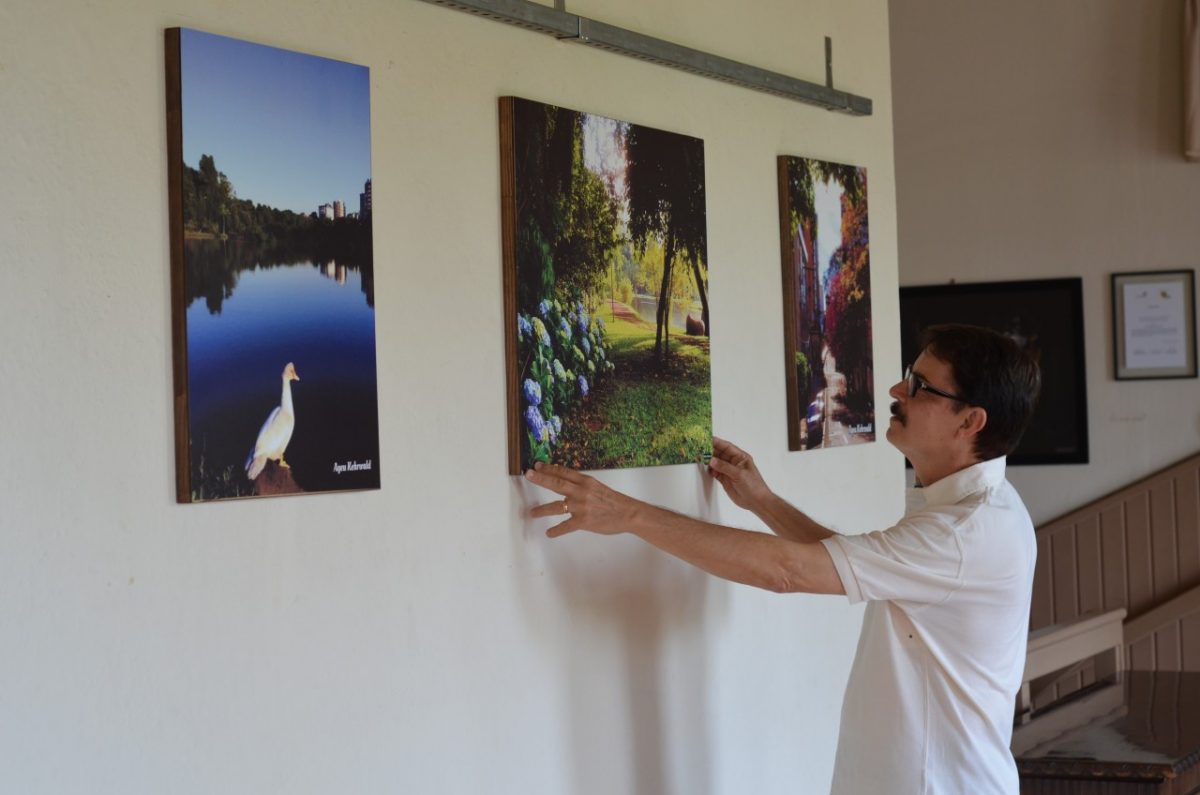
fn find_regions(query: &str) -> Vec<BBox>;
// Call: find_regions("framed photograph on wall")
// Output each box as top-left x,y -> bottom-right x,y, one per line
898,278 -> 1088,466
1112,269 -> 1197,380
500,96 -> 712,474
166,29 -> 380,502
777,155 -> 875,452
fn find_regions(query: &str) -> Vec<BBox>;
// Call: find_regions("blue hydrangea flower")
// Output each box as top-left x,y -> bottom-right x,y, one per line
523,378 -> 542,407
550,415 -> 562,436
581,336 -> 591,356
538,299 -> 552,317
596,316 -> 605,331
559,317 -> 572,340
578,310 -> 589,335
547,421 -> 557,444
517,314 -> 532,340
525,406 -> 548,442
596,346 -> 605,361
577,375 -> 589,397
531,317 -> 551,347
568,311 -> 577,326
553,359 -> 567,380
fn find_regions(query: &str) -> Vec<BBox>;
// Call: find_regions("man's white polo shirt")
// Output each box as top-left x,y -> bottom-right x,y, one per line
820,456 -> 1036,795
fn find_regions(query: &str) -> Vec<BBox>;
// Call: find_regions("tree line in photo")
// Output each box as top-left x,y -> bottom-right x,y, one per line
181,153 -> 371,257
181,154 -> 374,314
514,99 -> 708,360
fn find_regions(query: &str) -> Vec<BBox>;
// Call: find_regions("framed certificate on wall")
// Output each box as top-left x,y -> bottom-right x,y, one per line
1112,270 -> 1197,380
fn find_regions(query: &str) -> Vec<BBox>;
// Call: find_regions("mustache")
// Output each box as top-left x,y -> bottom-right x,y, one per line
890,401 -> 905,424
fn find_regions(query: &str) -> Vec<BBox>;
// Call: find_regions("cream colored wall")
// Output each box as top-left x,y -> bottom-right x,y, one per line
0,1 -> 900,792
891,0 -> 1200,525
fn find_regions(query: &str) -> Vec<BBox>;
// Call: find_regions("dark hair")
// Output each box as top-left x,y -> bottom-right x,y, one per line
919,323 -> 1042,461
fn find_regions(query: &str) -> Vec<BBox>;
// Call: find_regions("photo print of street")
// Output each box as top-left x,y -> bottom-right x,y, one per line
168,28 -> 380,501
778,155 -> 875,452
501,97 -> 712,473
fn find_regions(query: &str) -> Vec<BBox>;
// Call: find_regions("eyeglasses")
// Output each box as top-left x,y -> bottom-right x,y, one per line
904,365 -> 968,403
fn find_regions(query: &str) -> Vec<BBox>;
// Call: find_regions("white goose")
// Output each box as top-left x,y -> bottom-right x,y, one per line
244,362 -> 300,480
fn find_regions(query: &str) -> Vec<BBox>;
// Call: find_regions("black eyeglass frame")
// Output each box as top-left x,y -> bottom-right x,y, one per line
904,365 -> 968,403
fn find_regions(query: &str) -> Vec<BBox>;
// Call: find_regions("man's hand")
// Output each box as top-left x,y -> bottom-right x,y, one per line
525,459 -> 843,595
526,463 -> 639,538
707,437 -> 772,511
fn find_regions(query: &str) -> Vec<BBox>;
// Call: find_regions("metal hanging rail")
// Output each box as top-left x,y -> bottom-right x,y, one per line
417,0 -> 873,115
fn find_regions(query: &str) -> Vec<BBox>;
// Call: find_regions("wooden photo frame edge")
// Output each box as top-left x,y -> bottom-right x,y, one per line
499,97 -> 522,476
165,28 -> 192,502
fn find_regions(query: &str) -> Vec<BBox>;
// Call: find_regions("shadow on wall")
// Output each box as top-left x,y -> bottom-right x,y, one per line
511,471 -> 725,795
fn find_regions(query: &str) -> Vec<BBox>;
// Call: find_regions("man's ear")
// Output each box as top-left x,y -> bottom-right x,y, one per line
957,406 -> 988,439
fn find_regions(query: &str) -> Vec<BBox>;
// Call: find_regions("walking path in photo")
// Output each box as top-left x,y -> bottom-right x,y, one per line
821,345 -> 872,447
553,300 -> 711,469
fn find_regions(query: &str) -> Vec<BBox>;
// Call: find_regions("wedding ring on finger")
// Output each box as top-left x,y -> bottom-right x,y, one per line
562,500 -> 571,515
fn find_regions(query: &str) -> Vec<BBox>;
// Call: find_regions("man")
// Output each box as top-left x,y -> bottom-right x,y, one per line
526,323 -> 1041,794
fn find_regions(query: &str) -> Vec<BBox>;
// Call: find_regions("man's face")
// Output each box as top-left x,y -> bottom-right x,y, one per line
885,350 -> 969,463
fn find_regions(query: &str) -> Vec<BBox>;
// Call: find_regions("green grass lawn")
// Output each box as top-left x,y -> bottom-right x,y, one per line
554,312 -> 712,469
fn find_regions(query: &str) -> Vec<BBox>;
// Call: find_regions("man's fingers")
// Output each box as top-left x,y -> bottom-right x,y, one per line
524,467 -> 572,495
707,455 -> 737,476
526,463 -> 594,494
712,436 -> 742,456
545,519 -> 579,538
534,462 -> 589,484
530,500 -> 571,518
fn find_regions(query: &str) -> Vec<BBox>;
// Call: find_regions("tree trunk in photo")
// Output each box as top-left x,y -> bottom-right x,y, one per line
688,254 -> 710,336
655,234 -> 677,358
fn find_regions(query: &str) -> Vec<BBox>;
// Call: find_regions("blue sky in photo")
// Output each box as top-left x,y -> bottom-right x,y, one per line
181,28 -> 371,216
814,174 -> 844,291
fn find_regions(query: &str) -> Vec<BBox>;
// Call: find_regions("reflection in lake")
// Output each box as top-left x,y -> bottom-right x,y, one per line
185,238 -> 374,315
185,238 -> 379,499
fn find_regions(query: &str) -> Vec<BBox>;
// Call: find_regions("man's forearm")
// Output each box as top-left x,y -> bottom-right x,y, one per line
750,492 -> 837,543
625,502 -> 843,595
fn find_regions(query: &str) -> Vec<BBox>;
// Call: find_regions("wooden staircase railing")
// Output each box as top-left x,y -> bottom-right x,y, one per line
1028,450 -> 1200,705
1124,582 -> 1200,648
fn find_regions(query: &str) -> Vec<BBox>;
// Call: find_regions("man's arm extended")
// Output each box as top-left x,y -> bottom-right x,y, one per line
707,437 -> 836,544
525,463 -> 844,596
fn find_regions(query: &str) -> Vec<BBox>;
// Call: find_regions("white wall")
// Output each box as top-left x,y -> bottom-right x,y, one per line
891,0 -> 1200,525
0,1 -> 901,792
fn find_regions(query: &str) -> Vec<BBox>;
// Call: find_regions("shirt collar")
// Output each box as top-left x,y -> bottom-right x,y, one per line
914,456 -> 1007,508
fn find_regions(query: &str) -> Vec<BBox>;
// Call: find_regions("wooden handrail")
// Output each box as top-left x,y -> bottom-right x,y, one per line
1124,583 -> 1200,646
1025,609 -> 1126,682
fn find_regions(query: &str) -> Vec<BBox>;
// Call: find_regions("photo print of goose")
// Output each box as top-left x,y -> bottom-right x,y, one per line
166,28 -> 381,501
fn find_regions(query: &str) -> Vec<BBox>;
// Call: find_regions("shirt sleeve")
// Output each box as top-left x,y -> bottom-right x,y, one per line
820,516 -> 964,606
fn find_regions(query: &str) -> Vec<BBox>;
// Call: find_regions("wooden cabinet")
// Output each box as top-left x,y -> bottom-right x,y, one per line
1017,672 -> 1200,795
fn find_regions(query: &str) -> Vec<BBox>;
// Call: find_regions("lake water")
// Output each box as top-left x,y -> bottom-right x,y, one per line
631,294 -> 703,330
185,239 -> 379,498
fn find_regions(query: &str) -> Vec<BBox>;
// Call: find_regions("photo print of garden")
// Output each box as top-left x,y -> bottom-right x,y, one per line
167,29 -> 380,502
777,155 -> 874,452
500,97 -> 712,473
